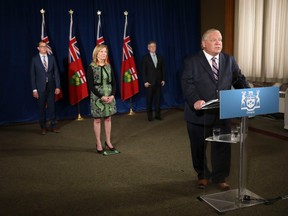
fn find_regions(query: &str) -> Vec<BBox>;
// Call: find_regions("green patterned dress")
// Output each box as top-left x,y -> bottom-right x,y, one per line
87,63 -> 117,118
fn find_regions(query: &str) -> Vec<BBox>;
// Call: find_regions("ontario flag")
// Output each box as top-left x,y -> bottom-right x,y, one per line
68,10 -> 88,106
120,13 -> 139,100
40,9 -> 63,101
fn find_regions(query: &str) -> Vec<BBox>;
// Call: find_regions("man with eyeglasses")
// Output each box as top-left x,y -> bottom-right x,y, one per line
30,41 -> 61,135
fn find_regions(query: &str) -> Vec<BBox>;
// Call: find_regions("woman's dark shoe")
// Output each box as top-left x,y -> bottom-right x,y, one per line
96,144 -> 103,154
96,149 -> 103,154
105,141 -> 115,151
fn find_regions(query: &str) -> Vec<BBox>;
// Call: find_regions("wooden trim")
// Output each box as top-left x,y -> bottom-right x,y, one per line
224,0 -> 234,55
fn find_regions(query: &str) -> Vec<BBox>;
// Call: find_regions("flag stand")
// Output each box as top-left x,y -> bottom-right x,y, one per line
77,113 -> 83,121
128,108 -> 135,115
128,98 -> 135,115
76,104 -> 84,121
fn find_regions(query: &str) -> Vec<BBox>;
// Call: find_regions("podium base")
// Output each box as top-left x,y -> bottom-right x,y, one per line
199,189 -> 266,213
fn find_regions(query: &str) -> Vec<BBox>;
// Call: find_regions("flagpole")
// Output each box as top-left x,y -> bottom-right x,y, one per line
124,11 -> 128,37
124,11 -> 135,116
40,9 -> 45,39
97,10 -> 101,42
128,98 -> 135,115
69,9 -> 73,40
77,104 -> 84,121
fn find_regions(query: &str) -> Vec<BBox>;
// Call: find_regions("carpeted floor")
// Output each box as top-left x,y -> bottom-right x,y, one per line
0,109 -> 287,216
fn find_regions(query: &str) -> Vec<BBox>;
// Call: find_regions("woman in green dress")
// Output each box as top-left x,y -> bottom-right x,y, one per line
87,44 -> 117,153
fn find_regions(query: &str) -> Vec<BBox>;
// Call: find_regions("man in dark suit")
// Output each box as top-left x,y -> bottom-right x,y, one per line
30,41 -> 61,135
141,41 -> 165,121
181,29 -> 250,190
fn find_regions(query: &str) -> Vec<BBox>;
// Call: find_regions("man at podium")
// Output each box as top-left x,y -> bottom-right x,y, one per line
181,29 -> 250,190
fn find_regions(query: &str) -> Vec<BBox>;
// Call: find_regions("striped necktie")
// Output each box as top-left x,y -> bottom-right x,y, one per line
43,56 -> 48,72
211,57 -> 219,80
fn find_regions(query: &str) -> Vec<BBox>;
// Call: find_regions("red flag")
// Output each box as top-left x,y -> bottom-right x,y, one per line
40,9 -> 63,101
120,13 -> 139,100
68,11 -> 89,106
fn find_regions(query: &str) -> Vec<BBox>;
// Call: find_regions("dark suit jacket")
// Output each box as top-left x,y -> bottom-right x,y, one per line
181,50 -> 249,126
30,54 -> 60,92
141,53 -> 165,85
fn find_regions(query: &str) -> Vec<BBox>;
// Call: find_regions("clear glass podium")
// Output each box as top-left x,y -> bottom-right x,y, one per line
199,117 -> 266,213
198,87 -> 280,213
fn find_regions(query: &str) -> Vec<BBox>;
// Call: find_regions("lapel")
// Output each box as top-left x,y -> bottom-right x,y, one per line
46,55 -> 50,72
218,53 -> 225,83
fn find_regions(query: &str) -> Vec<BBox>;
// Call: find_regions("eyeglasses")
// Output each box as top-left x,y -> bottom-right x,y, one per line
39,46 -> 47,48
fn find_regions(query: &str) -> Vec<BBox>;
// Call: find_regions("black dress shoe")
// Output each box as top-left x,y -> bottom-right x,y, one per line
218,182 -> 230,190
51,128 -> 60,133
155,116 -> 162,120
105,142 -> 115,151
147,112 -> 153,121
198,179 -> 209,189
41,128 -> 47,135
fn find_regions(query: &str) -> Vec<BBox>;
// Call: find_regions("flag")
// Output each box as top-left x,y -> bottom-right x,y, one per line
96,12 -> 105,45
120,14 -> 139,100
68,10 -> 89,106
41,10 -> 53,55
96,11 -> 110,63
40,9 -> 63,101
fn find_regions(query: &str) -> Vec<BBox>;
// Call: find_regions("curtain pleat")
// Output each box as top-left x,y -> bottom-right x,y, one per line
234,0 -> 288,83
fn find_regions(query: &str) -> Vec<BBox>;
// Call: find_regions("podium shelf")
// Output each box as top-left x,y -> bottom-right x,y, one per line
205,134 -> 239,143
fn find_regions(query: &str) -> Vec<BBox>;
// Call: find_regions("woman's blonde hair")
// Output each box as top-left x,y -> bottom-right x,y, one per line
92,44 -> 109,65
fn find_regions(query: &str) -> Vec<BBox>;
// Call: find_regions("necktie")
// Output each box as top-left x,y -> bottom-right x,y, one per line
152,54 -> 157,67
211,57 -> 219,80
43,56 -> 48,72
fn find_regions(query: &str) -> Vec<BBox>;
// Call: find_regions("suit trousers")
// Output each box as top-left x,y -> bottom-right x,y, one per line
38,84 -> 56,129
186,121 -> 231,183
146,83 -> 161,117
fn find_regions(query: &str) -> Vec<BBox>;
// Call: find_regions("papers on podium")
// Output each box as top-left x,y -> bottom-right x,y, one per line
201,99 -> 219,109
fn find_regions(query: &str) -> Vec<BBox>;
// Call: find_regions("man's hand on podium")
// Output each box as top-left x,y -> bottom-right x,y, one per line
194,100 -> 206,110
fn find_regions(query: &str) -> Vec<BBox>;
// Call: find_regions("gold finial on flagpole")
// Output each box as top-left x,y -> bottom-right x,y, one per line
124,11 -> 128,16
69,9 -> 74,15
40,9 -> 45,14
97,10 -> 101,16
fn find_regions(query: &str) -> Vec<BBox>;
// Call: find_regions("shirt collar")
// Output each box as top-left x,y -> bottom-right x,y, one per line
40,54 -> 47,58
203,50 -> 219,61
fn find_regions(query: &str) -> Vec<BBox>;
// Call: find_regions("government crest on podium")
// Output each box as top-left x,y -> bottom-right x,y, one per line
241,90 -> 260,114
